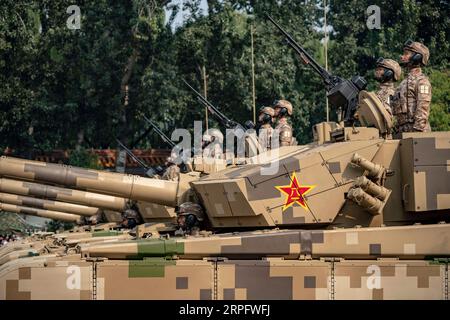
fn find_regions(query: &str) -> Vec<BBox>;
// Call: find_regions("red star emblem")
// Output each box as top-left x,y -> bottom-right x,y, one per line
275,172 -> 315,211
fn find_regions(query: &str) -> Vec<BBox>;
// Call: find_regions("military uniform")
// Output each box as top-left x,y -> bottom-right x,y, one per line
392,40 -> 432,133
275,119 -> 293,147
257,107 -> 275,151
273,100 -> 294,147
374,58 -> 401,116
259,123 -> 274,151
376,82 -> 395,116
392,67 -> 432,133
202,129 -> 224,160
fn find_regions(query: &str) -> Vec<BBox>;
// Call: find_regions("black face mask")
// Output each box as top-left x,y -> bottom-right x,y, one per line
185,214 -> 198,231
278,107 -> 288,117
375,68 -> 394,83
259,113 -> 272,125
123,218 -> 137,229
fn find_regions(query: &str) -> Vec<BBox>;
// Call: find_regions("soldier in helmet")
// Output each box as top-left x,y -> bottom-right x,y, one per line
374,58 -> 401,115
175,202 -> 205,236
86,211 -> 105,225
121,208 -> 141,229
273,100 -> 294,147
202,128 -> 224,160
391,40 -> 432,133
257,106 -> 275,151
162,156 -> 180,181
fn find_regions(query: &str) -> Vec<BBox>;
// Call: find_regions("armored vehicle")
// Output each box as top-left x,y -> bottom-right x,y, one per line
1,17 -> 449,300
1,96 -> 449,299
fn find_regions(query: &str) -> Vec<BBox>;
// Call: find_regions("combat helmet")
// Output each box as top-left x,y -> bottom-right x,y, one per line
203,128 -> 224,143
177,202 -> 205,221
403,40 -> 430,66
376,58 -> 402,81
273,99 -> 293,116
258,106 -> 275,124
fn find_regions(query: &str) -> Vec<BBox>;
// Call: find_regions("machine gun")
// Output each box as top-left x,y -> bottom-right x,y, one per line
265,14 -> 367,125
142,116 -> 190,172
182,80 -> 255,131
116,139 -> 164,178
143,116 -> 176,149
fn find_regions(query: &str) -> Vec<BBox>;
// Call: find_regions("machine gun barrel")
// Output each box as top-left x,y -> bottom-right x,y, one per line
117,139 -> 162,178
143,116 -> 176,148
265,13 -> 367,124
116,139 -> 150,171
265,14 -> 334,88
183,79 -> 244,130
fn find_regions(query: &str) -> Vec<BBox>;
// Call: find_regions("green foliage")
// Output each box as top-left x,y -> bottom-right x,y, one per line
429,69 -> 450,131
68,148 -> 102,169
1,0 -> 448,154
45,220 -> 74,232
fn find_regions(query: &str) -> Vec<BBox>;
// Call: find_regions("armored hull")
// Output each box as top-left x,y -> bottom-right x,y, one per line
1,124 -> 449,299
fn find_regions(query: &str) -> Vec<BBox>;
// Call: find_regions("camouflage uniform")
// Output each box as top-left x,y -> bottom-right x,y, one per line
392,41 -> 432,133
257,107 -> 275,151
392,67 -> 432,132
259,123 -> 274,151
273,100 -> 293,147
202,129 -> 224,160
376,83 -> 395,115
374,58 -> 401,116
275,119 -> 293,147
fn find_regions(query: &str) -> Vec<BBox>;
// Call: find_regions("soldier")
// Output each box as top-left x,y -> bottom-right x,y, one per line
273,100 -> 294,146
161,156 -> 180,181
202,128 -> 224,160
175,202 -> 205,236
257,106 -> 275,151
374,58 -> 401,115
86,211 -> 105,225
121,208 -> 141,229
392,40 -> 432,133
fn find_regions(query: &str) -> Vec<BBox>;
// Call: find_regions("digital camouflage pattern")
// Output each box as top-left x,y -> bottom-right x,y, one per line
0,177 -> 127,212
0,192 -> 99,217
0,203 -> 82,223
2,223 -> 449,299
0,98 -> 449,300
391,67 -> 432,132
376,82 -> 395,115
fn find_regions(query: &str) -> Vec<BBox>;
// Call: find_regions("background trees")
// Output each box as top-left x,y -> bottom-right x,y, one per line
1,0 -> 448,156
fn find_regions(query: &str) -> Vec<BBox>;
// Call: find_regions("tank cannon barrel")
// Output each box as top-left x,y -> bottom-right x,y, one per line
0,192 -> 99,217
0,156 -> 184,207
0,178 -> 127,211
0,202 -> 82,223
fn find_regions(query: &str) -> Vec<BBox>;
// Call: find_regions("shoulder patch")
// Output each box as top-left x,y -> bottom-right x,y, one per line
419,85 -> 429,94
